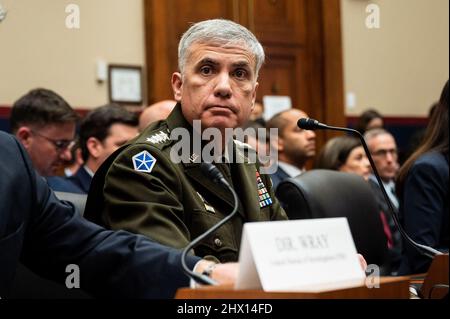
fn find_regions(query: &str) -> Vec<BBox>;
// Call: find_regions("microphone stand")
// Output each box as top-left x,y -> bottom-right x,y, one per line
298,118 -> 442,259
181,163 -> 240,285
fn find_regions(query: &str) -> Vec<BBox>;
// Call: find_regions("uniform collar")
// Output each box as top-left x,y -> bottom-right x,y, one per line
166,102 -> 192,133
166,103 -> 248,167
166,103 -> 259,216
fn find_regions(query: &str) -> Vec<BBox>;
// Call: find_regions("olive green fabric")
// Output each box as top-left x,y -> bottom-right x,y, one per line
85,103 -> 287,263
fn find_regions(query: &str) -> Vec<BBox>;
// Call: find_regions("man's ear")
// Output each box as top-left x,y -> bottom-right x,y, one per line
250,82 -> 259,112
86,137 -> 102,159
171,72 -> 183,102
15,127 -> 32,149
277,136 -> 284,152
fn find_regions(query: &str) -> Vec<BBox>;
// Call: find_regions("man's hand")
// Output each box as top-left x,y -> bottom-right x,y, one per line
195,260 -> 239,286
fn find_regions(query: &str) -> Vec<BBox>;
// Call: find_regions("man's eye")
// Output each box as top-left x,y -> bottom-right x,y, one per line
234,69 -> 247,79
200,66 -> 213,75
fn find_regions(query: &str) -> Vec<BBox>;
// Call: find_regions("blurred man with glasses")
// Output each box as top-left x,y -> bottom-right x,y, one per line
365,128 -> 402,274
10,88 -> 81,192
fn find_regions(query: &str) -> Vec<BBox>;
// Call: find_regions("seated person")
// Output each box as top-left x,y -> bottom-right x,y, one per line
84,19 -> 288,263
355,109 -> 384,134
266,108 -> 316,190
0,131 -> 237,298
365,129 -> 403,274
70,104 -> 139,193
315,135 -> 401,274
10,88 -> 83,193
396,80 -> 449,275
314,135 -> 371,181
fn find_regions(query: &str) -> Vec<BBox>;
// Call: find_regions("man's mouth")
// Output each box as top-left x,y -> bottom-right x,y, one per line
206,105 -> 237,113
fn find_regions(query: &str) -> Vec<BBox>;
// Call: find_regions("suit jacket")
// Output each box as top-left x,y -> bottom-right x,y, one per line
270,166 -> 290,191
0,131 -> 200,298
85,103 -> 287,263
68,166 -> 92,194
47,176 -> 84,194
368,178 -> 403,274
398,152 -> 449,275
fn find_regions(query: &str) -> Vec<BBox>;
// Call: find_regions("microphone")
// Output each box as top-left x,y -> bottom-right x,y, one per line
180,162 -> 240,285
297,118 -> 442,259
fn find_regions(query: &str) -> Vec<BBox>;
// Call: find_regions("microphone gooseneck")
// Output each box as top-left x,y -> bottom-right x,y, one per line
180,162 -> 240,285
298,118 -> 442,259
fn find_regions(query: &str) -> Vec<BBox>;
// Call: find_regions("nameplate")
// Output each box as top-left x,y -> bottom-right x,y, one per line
235,218 -> 365,292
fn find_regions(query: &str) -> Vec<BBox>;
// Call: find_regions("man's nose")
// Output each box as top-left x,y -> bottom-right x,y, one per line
306,130 -> 316,139
386,152 -> 394,162
363,157 -> 370,168
214,72 -> 232,98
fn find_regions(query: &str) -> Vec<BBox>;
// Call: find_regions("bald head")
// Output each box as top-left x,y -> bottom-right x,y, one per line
267,109 -> 307,136
266,108 -> 316,169
139,100 -> 176,131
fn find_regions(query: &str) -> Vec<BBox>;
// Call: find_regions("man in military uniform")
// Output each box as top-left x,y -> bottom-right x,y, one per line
85,19 -> 287,263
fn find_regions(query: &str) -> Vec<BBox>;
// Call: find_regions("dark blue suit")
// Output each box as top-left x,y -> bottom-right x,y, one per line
398,152 -> 449,275
0,131 -> 200,298
68,166 -> 92,194
47,176 -> 84,193
368,179 -> 402,274
270,166 -> 290,191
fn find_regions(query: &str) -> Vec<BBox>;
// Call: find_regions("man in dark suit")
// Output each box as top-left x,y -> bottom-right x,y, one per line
10,88 -> 78,178
0,131 -> 237,298
69,104 -> 139,193
10,88 -> 83,193
266,108 -> 316,190
365,128 -> 402,274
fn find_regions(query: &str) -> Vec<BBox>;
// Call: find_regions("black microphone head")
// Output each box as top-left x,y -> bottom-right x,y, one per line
200,162 -> 224,184
297,118 -> 320,130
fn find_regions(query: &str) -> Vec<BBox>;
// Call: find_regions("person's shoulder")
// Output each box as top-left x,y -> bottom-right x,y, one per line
47,176 -> 84,194
132,120 -> 173,151
409,152 -> 449,185
413,152 -> 448,172
107,122 -> 177,175
416,151 -> 447,164
0,131 -> 30,165
0,131 -> 20,149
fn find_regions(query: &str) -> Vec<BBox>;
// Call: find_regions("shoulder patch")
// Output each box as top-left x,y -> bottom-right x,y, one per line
132,150 -> 157,173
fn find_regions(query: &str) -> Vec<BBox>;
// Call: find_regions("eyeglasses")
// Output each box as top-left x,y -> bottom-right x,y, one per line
31,130 -> 75,152
372,148 -> 398,158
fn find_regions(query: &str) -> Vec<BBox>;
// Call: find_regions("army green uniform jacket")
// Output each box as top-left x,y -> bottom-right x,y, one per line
85,103 -> 287,262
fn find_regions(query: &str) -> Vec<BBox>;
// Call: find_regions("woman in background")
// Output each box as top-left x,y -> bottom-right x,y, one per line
355,109 -> 384,134
315,135 -> 371,180
396,80 -> 449,275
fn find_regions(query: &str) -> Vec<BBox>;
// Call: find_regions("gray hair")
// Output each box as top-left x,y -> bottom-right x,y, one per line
364,128 -> 393,143
178,19 -> 265,78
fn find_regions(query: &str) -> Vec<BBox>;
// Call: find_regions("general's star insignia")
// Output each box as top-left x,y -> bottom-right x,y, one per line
146,131 -> 170,144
